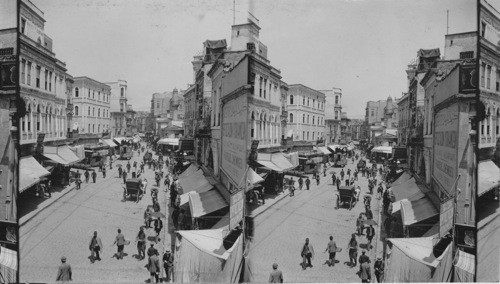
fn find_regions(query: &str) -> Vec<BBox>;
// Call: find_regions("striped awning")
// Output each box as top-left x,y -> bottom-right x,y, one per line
454,250 -> 475,282
0,246 -> 17,283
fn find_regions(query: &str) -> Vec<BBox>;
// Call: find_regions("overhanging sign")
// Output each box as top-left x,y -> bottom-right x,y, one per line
229,190 -> 244,230
439,198 -> 454,238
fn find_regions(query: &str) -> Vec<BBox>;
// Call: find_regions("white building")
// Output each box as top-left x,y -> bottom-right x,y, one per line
287,84 -> 326,142
105,80 -> 128,137
72,76 -> 111,135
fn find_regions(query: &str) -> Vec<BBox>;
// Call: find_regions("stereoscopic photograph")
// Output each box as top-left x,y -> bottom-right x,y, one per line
0,0 -> 498,283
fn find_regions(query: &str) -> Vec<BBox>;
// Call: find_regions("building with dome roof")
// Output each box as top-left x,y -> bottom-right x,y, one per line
150,87 -> 185,137
365,97 -> 399,146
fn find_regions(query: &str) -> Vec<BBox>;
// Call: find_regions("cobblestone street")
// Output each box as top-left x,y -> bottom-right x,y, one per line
247,157 -> 382,283
20,150 -> 172,283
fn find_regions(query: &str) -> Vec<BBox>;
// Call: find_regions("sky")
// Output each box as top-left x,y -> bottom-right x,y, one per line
32,0 -> 479,119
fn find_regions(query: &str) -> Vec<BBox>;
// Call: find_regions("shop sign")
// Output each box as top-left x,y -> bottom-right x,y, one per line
459,64 -> 477,94
221,94 -> 248,187
439,198 -> 454,238
433,104 -> 459,195
229,190 -> 245,230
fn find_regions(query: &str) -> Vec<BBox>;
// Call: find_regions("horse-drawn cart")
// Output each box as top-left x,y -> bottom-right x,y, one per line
124,178 -> 144,202
336,185 -> 357,210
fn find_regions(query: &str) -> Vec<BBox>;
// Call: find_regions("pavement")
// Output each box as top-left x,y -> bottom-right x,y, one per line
19,145 -> 174,283
246,155 -> 383,283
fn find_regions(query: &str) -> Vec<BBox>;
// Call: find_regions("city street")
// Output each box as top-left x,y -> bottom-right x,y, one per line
247,156 -> 381,283
19,148 -> 171,283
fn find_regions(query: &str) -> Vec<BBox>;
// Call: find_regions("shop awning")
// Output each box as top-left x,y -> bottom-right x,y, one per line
20,156 -> 51,193
42,145 -> 83,166
178,169 -> 212,195
478,160 -> 500,197
454,250 -> 475,282
256,152 -> 295,173
477,199 -> 499,282
315,147 -> 332,155
158,138 -> 179,145
101,139 -> 118,147
390,171 -> 412,187
327,144 -> 341,152
390,178 -> 425,203
189,190 -> 229,218
178,164 -> 198,179
243,168 -> 264,191
177,228 -> 236,260
372,146 -> 392,154
0,246 -> 17,283
401,197 -> 439,226
113,137 -> 125,145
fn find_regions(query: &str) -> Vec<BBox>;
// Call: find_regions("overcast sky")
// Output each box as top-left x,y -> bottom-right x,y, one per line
32,0 -> 479,118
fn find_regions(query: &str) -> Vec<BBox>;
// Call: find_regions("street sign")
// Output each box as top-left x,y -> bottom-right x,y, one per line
229,190 -> 245,231
439,198 -> 454,238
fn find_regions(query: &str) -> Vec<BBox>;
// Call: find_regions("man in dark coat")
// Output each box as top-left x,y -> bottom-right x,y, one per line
301,238 -> 314,269
148,252 -> 161,284
360,261 -> 371,283
91,170 -> 97,183
89,231 -> 103,263
118,166 -> 123,178
163,250 -> 174,282
56,256 -> 72,282
84,170 -> 90,183
305,177 -> 311,190
102,166 -> 107,178
374,257 -> 384,283
122,170 -> 128,184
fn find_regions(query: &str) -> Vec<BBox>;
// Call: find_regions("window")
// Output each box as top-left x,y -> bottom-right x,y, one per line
121,88 -> 124,97
335,96 -> 339,105
36,66 -> 41,88
75,87 -> 79,97
481,21 -> 486,37
98,108 -> 100,117
21,18 -> 26,34
481,123 -> 484,135
313,99 -> 315,108
303,114 -> 305,123
289,113 -> 293,123
88,107 -> 90,116
371,110 -> 374,117
481,63 -> 486,87
307,98 -> 310,106
49,71 -> 52,91
98,91 -> 100,101
93,91 -> 95,99
487,65 -> 492,89
497,70 -> 500,92
27,61 -> 32,85
75,106 -> 79,115
459,51 -> 474,59
88,89 -> 91,97
88,124 -> 90,132
259,77 -> 263,97
290,95 -> 294,104
303,131 -> 305,140
313,116 -> 315,124
263,79 -> 267,98
303,96 -> 305,105
307,115 -> 310,124
21,59 -> 26,84
44,70 -> 48,90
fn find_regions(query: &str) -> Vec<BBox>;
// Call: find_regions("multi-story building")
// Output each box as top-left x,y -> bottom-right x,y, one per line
183,84 -> 196,138
348,119 -> 365,142
18,0 -> 73,148
71,76 -> 111,135
324,88 -> 342,144
105,80 -> 128,138
366,97 -> 399,144
340,112 -> 351,143
286,84 -> 325,142
477,0 -> 500,281
133,111 -> 151,134
150,88 -> 185,136
125,104 -> 136,136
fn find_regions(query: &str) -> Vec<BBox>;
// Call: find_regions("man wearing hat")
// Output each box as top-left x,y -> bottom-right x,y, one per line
163,249 -> 174,282
374,257 -> 384,283
324,236 -> 338,267
56,256 -> 72,282
268,262 -> 283,283
89,231 -> 103,263
147,243 -> 158,257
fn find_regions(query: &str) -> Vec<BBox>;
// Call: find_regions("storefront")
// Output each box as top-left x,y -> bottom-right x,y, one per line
84,144 -> 110,167
157,138 -> 179,154
41,145 -> 84,186
254,152 -> 295,194
19,155 -> 51,194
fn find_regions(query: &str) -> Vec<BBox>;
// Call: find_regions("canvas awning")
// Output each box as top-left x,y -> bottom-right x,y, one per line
478,160 -> 500,197
178,169 -> 212,195
158,138 -> 179,145
178,164 -> 198,179
102,139 -> 118,147
327,144 -> 341,152
372,146 -> 392,154
315,147 -> 332,155
42,145 -> 82,166
454,250 -> 475,282
189,190 -> 228,218
243,168 -> 265,191
19,156 -> 51,193
256,152 -> 295,173
477,199 -> 499,282
0,246 -> 17,283
401,197 -> 439,226
113,137 -> 125,145
390,172 -> 412,187
390,178 -> 425,203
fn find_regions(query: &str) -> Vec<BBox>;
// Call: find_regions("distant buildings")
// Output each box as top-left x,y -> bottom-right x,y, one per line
365,97 -> 399,145
105,80 -> 128,137
286,84 -> 326,142
324,88 -> 343,144
150,88 -> 185,137
71,76 -> 111,135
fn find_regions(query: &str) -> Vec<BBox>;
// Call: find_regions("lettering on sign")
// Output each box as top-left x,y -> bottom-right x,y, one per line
433,105 -> 458,194
230,190 -> 245,230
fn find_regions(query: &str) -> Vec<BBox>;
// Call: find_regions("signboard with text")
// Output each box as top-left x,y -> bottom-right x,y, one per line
439,198 -> 454,238
221,94 -> 248,188
229,190 -> 245,230
433,104 -> 459,195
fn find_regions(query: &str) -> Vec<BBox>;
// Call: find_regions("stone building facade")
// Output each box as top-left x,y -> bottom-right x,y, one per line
287,84 -> 326,142
105,80 -> 128,137
324,88 -> 343,143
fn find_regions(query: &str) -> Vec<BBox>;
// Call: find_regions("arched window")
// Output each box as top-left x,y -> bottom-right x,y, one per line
289,113 -> 293,123
75,87 -> 79,97
75,106 -> 79,116
289,95 -> 294,104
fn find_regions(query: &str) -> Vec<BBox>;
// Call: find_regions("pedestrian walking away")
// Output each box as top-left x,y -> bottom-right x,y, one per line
148,251 -> 161,284
136,227 -> 147,260
56,256 -> 72,283
347,233 -> 358,267
75,177 -> 82,190
46,180 -> 52,198
301,238 -> 315,269
365,225 -> 375,250
289,178 -> 295,196
102,167 -> 106,178
127,161 -> 131,173
359,261 -> 371,283
298,177 -> 303,190
84,170 -> 90,183
269,263 -> 283,283
163,250 -> 174,282
113,228 -> 127,259
147,243 -> 158,257
91,170 -> 97,183
324,236 -> 338,267
154,218 -> 163,242
89,231 -> 103,263
122,171 -> 128,184
315,174 -> 320,186
305,177 -> 311,190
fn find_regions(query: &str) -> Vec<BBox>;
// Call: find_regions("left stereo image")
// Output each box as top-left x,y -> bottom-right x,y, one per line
0,0 -> 19,283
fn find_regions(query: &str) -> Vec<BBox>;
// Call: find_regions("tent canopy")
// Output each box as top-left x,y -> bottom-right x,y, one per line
401,197 -> 439,226
178,169 -> 212,195
454,250 -> 475,282
42,145 -> 82,166
390,178 -> 425,203
101,139 -> 118,147
315,146 -> 332,155
0,246 -> 17,283
478,160 -> 500,197
189,190 -> 228,218
243,168 -> 264,191
390,172 -> 412,187
256,152 -> 294,172
158,138 -> 179,145
372,146 -> 392,154
177,164 -> 198,179
20,156 -> 50,193
389,237 -> 446,268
